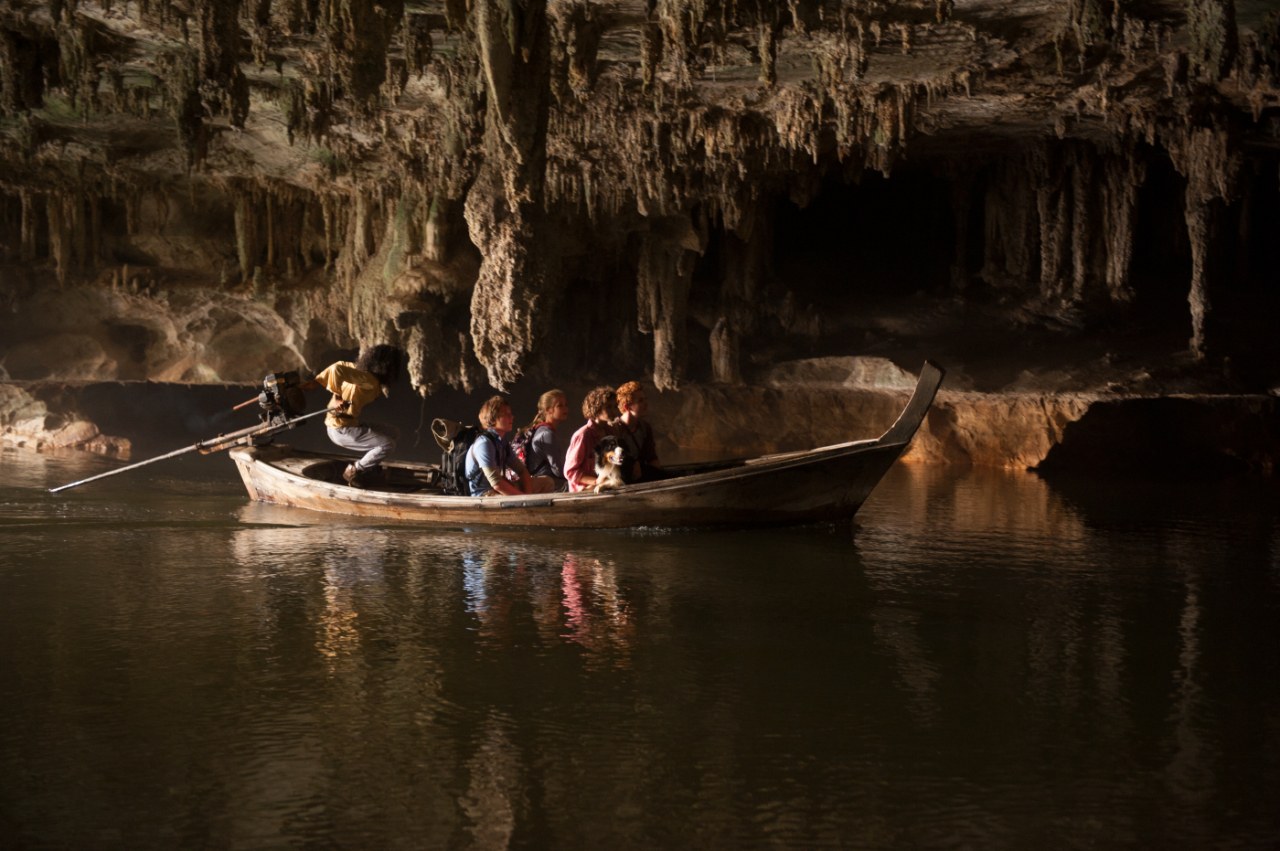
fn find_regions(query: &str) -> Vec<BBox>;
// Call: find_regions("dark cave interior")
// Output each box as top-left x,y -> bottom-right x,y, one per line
667,149 -> 1280,392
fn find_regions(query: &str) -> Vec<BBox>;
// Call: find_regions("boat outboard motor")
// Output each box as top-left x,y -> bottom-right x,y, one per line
257,370 -> 308,428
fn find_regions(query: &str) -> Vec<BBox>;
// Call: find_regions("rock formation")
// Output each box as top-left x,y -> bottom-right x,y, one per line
1,1 -> 1278,467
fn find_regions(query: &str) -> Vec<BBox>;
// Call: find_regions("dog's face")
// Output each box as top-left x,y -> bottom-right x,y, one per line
596,436 -> 626,468
594,435 -> 628,470
593,436 -> 630,491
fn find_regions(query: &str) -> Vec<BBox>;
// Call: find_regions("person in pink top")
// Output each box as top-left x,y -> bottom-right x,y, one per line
564,386 -> 619,493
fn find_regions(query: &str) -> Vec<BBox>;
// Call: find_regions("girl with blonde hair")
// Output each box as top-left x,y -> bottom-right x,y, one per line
517,389 -> 571,490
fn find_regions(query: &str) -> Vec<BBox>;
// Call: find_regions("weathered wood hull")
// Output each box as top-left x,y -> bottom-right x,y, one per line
230,362 -> 944,530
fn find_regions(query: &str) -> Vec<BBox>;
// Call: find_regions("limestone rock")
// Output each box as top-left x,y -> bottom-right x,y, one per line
0,384 -> 130,457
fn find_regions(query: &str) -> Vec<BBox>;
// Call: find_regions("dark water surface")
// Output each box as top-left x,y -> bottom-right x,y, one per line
2,447 -> 1279,849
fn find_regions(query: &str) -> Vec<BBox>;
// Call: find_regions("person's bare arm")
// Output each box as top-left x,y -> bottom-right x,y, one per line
481,466 -> 522,496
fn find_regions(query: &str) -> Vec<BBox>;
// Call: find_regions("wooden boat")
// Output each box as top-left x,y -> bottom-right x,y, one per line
229,361 -> 944,529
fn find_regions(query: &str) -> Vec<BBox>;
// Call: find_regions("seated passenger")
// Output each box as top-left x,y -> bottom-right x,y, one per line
521,389 -> 571,492
614,380 -> 665,482
465,396 -> 558,497
565,386 -> 619,493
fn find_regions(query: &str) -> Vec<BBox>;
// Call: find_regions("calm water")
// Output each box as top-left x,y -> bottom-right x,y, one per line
2,446 -> 1279,849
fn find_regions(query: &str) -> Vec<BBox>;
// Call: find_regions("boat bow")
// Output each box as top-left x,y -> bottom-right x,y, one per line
879,360 -> 945,446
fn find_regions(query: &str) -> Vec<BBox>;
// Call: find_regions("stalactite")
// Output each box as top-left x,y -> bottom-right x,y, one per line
1186,0 -> 1238,84
265,193 -> 275,270
157,50 -> 207,168
193,0 -> 249,126
322,196 -> 335,270
19,189 -> 38,262
759,20 -> 777,87
46,193 -> 69,286
641,21 -> 663,93
712,202 -> 770,384
1184,198 -> 1219,359
637,224 -> 699,391
352,192 -> 373,269
1069,148 -> 1094,301
234,189 -> 259,283
554,1 -> 602,99
981,156 -> 1039,289
423,193 -> 449,263
1166,122 -> 1240,360
1065,0 -> 1109,58
0,32 -> 20,116
465,0 -> 559,387
710,317 -> 739,384
77,189 -> 93,272
786,0 -> 806,37
656,0 -> 698,90
323,0 -> 407,112
1037,168 -> 1070,301
279,75 -> 334,145
1100,151 -> 1145,302
123,192 -> 137,237
55,15 -> 102,114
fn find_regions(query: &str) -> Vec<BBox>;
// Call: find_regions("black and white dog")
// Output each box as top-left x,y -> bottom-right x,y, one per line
593,435 -> 631,493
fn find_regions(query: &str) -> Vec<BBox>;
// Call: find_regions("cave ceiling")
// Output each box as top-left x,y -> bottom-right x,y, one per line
0,0 -> 1278,395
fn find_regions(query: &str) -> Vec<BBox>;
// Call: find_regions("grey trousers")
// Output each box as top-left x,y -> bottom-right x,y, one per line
328,423 -> 398,471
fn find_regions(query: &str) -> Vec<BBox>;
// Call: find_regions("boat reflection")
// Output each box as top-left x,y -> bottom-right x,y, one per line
461,541 -> 634,667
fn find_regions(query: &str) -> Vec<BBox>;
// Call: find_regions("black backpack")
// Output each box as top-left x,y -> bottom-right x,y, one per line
440,425 -> 495,496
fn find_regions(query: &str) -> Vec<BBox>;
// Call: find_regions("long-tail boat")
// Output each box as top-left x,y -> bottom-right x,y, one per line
228,361 -> 944,529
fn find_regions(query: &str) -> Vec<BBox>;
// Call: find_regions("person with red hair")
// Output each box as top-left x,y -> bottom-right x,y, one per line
614,380 -> 664,482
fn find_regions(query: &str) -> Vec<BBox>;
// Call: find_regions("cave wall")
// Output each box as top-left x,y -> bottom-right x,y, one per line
0,0 -> 1278,396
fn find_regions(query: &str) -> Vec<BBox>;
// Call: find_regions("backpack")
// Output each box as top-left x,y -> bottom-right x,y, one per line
439,424 -> 495,496
510,425 -> 541,462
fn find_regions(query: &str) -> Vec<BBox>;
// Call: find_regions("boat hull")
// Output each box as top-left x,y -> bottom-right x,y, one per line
231,440 -> 905,529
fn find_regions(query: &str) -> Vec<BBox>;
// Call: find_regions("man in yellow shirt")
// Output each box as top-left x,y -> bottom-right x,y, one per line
307,344 -> 403,488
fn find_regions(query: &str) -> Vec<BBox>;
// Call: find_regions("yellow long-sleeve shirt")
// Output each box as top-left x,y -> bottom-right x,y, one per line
314,361 -> 382,428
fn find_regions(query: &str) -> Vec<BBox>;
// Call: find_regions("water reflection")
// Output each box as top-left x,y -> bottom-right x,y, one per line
560,553 -> 634,665
4,449 -> 1280,848
1167,565 -> 1210,816
461,712 -> 520,849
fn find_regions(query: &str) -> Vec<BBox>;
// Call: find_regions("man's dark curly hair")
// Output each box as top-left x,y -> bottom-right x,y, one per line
356,344 -> 404,386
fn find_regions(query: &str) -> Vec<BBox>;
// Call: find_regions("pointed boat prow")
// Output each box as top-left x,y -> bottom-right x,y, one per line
878,360 -> 945,447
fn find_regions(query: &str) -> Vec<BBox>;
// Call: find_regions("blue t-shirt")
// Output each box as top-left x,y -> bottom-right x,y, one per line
525,424 -> 568,481
464,430 -> 507,496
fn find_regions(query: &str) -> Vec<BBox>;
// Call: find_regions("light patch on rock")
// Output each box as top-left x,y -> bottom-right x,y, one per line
2,287 -> 305,384
759,356 -> 920,390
